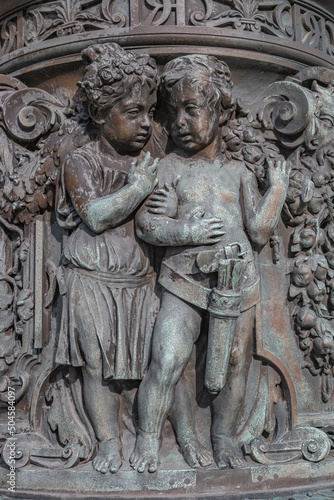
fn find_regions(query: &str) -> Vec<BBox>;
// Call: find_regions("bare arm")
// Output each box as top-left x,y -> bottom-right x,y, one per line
243,157 -> 289,246
136,207 -> 225,247
136,211 -> 192,246
65,152 -> 158,234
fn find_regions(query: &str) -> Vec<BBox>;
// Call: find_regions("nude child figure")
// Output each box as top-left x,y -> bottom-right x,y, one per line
131,54 -> 289,471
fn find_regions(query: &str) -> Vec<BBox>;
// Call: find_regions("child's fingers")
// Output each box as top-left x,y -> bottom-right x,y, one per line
206,218 -> 225,225
146,200 -> 166,208
147,207 -> 166,214
209,229 -> 226,237
151,190 -> 168,198
267,158 -> 274,170
207,237 -> 224,244
137,151 -> 151,171
148,157 -> 159,173
128,159 -> 138,176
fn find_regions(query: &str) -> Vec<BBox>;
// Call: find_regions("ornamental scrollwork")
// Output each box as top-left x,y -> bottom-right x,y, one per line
0,75 -> 73,408
1,1 -> 334,61
255,68 -> 334,403
25,0 -> 125,45
190,0 -> 293,38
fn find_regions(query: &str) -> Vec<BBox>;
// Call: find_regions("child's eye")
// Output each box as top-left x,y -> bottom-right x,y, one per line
185,105 -> 198,114
127,109 -> 140,116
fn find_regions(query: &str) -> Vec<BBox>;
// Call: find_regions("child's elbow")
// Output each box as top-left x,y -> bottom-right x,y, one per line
136,218 -> 152,243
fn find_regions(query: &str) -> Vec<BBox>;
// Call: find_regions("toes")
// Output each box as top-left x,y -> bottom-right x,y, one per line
229,456 -> 243,469
93,458 -> 109,474
148,459 -> 159,473
137,459 -> 148,473
129,454 -> 140,470
130,459 -> 138,471
92,458 -> 101,471
189,458 -> 200,468
216,456 -> 229,469
198,452 -> 212,467
110,455 -> 122,474
136,456 -> 158,473
183,449 -> 200,468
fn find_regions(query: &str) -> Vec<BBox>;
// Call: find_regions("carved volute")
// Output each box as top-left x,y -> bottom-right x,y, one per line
1,2 -> 334,499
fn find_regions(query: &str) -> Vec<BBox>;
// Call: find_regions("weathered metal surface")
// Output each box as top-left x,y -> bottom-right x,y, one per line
0,1 -> 334,498
1,0 -> 334,76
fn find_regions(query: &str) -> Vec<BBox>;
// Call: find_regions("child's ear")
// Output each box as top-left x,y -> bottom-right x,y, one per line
218,109 -> 228,126
219,105 -> 233,126
88,104 -> 105,125
218,112 -> 225,126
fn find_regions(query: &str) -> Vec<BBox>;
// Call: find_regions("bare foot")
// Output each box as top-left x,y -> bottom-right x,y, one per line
178,437 -> 212,468
130,429 -> 161,473
93,438 -> 122,474
212,436 -> 244,469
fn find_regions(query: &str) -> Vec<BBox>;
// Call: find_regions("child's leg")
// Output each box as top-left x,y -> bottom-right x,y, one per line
170,375 -> 212,468
75,295 -> 122,474
130,290 -> 202,472
82,363 -> 122,473
211,306 -> 255,469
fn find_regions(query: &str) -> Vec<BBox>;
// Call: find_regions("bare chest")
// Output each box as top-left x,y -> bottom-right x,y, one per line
175,164 -> 240,208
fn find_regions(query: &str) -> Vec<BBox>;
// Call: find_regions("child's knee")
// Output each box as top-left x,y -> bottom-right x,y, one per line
152,348 -> 187,383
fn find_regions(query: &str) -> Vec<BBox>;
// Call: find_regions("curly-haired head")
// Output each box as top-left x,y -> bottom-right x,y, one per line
77,43 -> 158,114
160,54 -> 234,115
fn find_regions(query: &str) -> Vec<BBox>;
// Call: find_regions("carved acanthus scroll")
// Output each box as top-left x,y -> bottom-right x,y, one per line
0,75 -> 72,409
254,68 -> 334,403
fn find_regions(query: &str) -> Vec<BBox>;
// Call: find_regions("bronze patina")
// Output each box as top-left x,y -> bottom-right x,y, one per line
0,1 -> 334,499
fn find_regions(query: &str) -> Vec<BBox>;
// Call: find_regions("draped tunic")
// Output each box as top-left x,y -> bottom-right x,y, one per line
56,141 -> 159,380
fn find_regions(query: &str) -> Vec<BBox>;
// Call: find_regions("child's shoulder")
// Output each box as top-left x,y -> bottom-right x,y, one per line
65,142 -> 100,180
224,157 -> 254,176
72,141 -> 98,159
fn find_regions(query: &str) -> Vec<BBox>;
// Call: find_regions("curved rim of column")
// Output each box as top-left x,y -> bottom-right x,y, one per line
1,26 -> 334,77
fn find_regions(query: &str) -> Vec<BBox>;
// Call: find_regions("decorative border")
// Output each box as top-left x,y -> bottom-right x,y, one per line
0,0 -> 334,74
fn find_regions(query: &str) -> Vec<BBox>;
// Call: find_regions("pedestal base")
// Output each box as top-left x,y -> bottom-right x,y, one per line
1,454 -> 334,499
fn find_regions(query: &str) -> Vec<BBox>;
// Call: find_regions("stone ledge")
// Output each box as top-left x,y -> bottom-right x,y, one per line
1,456 -> 334,499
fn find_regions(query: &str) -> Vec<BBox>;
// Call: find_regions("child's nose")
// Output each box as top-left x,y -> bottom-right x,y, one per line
140,114 -> 151,129
176,111 -> 186,128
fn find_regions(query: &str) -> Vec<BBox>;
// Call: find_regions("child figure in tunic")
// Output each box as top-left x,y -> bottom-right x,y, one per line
56,44 -> 211,474
131,54 -> 289,471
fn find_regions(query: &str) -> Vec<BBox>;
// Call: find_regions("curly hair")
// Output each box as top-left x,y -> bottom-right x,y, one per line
160,54 -> 234,113
77,43 -> 158,112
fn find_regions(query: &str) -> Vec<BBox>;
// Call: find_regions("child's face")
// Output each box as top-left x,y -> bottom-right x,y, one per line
166,77 -> 222,154
102,82 -> 156,153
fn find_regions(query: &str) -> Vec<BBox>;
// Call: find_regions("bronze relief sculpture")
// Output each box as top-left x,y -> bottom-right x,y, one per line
132,54 -> 289,472
1,1 -> 334,498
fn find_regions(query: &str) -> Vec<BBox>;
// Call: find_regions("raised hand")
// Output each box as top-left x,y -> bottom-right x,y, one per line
267,154 -> 290,190
146,181 -> 179,218
128,152 -> 159,197
187,212 -> 225,245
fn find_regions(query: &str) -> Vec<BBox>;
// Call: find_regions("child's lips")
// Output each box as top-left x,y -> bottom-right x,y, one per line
178,133 -> 193,141
136,134 -> 149,141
